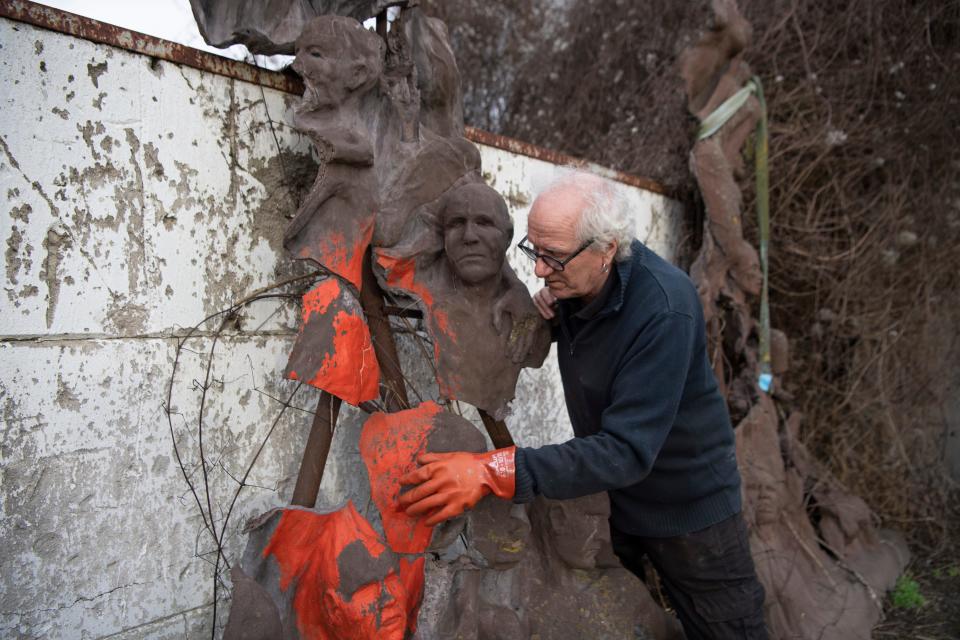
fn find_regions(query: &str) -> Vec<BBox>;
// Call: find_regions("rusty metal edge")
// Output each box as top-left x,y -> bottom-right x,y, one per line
0,0 -> 304,94
465,127 -> 672,197
1,0 -> 673,198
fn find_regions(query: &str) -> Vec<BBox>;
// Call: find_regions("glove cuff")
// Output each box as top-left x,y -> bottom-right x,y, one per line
483,446 -> 516,500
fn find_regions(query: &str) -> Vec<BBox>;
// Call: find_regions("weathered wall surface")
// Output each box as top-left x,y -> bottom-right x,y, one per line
0,15 -> 682,639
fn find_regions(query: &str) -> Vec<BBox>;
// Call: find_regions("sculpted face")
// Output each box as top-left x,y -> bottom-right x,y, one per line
744,465 -> 783,528
439,184 -> 512,285
293,17 -> 382,110
527,183 -> 615,301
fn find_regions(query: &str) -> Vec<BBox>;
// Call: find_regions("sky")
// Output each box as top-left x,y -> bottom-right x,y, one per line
33,0 -> 295,69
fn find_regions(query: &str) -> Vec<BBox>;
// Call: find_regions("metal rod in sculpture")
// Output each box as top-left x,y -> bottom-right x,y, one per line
291,392 -> 343,507
361,249 -> 410,413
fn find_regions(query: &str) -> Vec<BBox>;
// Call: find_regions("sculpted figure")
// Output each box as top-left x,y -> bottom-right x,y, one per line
523,494 -> 684,640
190,1 -> 411,54
282,16 -> 383,291
378,181 -> 550,417
737,396 -> 879,640
228,502 -> 412,640
681,0 -> 763,408
421,494 -> 682,640
283,276 -> 380,405
780,413 -> 909,597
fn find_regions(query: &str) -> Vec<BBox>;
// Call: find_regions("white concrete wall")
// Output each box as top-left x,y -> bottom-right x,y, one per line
0,16 -> 683,639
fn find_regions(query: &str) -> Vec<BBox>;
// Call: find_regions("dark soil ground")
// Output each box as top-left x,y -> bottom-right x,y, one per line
875,524 -> 960,640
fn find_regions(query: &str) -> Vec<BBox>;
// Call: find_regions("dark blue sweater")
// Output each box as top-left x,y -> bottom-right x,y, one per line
513,240 -> 742,537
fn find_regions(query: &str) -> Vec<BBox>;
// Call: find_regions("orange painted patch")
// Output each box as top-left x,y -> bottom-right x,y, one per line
263,504 -> 407,640
291,279 -> 380,406
306,308 -> 380,405
398,556 -> 425,634
359,402 -> 442,554
301,278 -> 341,321
300,218 -> 374,292
374,251 -> 454,339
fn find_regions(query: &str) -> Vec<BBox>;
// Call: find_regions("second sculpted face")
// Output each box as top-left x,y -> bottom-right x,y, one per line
293,17 -> 382,111
440,184 -> 512,286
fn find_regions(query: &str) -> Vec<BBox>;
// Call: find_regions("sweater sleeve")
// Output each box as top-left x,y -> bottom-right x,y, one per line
513,311 -> 695,503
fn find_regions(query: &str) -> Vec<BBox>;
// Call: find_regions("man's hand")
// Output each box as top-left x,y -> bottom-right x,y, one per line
398,447 -> 516,526
532,286 -> 558,320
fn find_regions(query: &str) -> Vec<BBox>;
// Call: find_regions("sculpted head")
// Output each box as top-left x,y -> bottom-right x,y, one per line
743,459 -> 785,528
293,16 -> 384,110
438,183 -> 513,285
525,171 -> 632,300
532,493 -> 611,570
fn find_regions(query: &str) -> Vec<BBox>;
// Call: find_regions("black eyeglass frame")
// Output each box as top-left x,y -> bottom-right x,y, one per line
516,235 -> 594,271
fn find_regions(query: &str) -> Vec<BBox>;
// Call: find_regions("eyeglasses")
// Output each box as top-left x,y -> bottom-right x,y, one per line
516,235 -> 593,271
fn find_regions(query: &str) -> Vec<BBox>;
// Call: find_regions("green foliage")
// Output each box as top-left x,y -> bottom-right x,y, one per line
891,574 -> 926,610
947,565 -> 960,579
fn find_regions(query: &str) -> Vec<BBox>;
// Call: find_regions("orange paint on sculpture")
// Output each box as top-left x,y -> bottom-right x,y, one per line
306,308 -> 379,404
286,278 -> 380,406
262,504 -> 407,640
300,277 -> 341,319
359,402 -> 442,554
299,218 -> 374,292
374,252 -> 453,337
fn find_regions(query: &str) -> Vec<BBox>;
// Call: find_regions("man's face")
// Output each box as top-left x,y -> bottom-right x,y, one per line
440,189 -> 509,285
527,186 -> 610,300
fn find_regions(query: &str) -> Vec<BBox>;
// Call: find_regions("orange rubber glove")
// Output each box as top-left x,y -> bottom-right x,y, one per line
398,447 -> 516,526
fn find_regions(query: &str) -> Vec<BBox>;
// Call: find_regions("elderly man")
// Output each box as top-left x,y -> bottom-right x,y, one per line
400,172 -> 767,639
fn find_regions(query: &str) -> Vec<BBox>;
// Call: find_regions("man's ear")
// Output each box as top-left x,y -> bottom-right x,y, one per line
605,240 -> 618,263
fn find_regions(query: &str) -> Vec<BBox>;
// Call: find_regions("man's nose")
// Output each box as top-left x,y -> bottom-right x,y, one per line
534,256 -> 554,278
462,221 -> 479,243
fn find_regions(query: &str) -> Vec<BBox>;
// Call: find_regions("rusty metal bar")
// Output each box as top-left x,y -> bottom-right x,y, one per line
290,391 -> 342,507
477,409 -> 515,449
463,127 -> 672,197
360,251 -> 409,413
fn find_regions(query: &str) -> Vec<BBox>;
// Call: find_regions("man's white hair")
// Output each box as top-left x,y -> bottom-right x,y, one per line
543,169 -> 634,261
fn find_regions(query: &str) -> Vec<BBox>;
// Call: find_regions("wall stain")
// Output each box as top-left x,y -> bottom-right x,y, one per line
40,224 -> 71,328
86,60 -> 107,88
6,225 -> 24,285
143,142 -> 165,180
123,128 -> 147,297
55,372 -> 82,411
248,151 -> 317,255
78,120 -> 106,162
